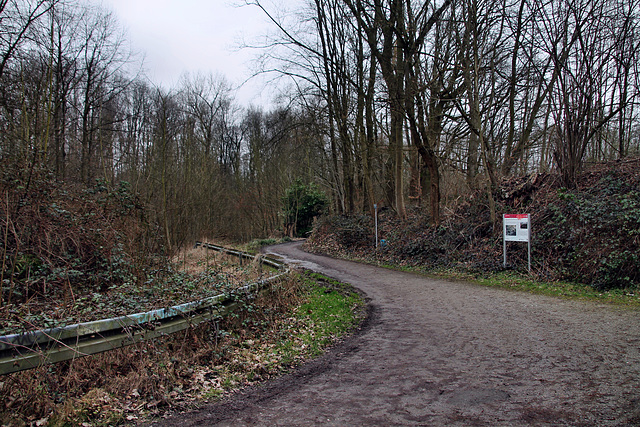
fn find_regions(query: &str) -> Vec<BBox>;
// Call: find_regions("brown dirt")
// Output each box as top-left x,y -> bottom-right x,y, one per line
153,241 -> 640,426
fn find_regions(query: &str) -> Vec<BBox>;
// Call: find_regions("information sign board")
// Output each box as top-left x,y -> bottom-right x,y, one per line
503,214 -> 530,242
503,214 -> 531,271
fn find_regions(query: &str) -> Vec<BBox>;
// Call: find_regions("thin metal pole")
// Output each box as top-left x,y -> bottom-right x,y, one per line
503,214 -> 507,267
528,216 -> 532,272
503,235 -> 507,268
374,204 -> 378,249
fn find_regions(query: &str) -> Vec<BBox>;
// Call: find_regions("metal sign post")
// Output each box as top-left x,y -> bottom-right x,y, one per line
374,204 -> 378,249
503,214 -> 531,272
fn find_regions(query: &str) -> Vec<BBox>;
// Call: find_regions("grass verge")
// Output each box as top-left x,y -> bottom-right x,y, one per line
316,249 -> 640,308
408,266 -> 640,308
274,273 -> 364,365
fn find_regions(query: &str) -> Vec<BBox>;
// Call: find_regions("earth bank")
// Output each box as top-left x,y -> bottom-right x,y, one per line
306,158 -> 640,292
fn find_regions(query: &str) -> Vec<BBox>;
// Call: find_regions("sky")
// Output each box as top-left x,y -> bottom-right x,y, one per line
97,0 -> 289,106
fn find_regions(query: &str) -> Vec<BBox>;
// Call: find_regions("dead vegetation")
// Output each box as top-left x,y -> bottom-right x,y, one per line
0,166 -> 265,335
0,245 -> 259,336
0,270 -> 323,426
0,166 -> 161,314
0,235 -> 363,426
1,167 -> 355,426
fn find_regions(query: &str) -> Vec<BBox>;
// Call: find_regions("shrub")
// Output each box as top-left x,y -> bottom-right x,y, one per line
282,180 -> 328,237
535,174 -> 640,289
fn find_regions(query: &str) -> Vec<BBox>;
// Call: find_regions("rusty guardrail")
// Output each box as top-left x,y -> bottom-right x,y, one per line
0,244 -> 287,375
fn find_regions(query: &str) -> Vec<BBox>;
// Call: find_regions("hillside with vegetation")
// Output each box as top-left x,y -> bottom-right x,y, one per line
306,159 -> 640,293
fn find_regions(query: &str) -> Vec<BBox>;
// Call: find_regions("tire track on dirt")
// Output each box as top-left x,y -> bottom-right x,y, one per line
156,241 -> 640,426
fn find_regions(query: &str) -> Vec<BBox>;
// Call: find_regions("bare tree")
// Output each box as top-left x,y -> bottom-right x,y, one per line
0,0 -> 57,80
551,0 -> 639,186
341,0 -> 452,221
76,5 -> 131,184
403,0 -> 461,225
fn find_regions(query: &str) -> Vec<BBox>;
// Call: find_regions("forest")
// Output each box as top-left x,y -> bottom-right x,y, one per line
1,0 -> 639,303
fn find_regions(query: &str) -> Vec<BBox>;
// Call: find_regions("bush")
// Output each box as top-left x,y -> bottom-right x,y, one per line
282,180 -> 328,237
535,173 -> 640,289
333,215 -> 373,247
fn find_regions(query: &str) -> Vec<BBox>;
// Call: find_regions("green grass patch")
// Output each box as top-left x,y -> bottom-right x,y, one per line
273,273 -> 364,365
242,237 -> 293,254
425,268 -> 640,307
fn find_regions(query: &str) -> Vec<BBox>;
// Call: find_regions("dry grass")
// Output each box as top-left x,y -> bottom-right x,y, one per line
0,272 -> 308,426
172,243 -> 267,280
0,245 -> 272,335
172,244 -> 225,275
0,246 -> 360,427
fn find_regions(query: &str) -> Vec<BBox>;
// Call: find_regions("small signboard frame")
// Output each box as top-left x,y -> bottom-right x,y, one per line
503,214 -> 531,271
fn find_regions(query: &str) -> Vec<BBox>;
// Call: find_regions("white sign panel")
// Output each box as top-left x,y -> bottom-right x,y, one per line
503,214 -> 530,242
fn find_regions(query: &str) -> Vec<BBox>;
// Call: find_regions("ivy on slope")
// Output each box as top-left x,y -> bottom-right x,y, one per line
536,169 -> 640,289
307,159 -> 640,291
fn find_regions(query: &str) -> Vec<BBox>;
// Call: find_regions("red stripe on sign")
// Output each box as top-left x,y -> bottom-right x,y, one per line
504,214 -> 529,219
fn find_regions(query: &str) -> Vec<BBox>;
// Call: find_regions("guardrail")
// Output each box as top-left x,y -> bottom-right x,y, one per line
0,243 -> 287,376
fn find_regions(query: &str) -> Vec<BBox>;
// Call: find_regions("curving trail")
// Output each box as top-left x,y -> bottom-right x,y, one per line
157,241 -> 640,426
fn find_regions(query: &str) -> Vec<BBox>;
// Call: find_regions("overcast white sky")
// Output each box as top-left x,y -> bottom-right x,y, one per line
97,0 -> 291,106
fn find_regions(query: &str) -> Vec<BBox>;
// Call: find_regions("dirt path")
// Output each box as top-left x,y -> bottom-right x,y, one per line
156,241 -> 640,426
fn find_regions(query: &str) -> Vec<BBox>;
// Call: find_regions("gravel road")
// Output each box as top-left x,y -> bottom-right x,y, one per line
157,241 -> 640,426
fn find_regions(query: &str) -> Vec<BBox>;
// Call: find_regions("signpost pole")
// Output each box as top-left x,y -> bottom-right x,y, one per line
528,219 -> 532,272
503,230 -> 507,268
374,204 -> 378,249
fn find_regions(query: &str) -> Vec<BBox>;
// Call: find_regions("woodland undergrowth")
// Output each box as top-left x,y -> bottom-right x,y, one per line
0,164 -> 280,333
306,158 -> 640,294
0,166 -> 369,425
0,164 -> 163,321
0,269 -> 364,426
